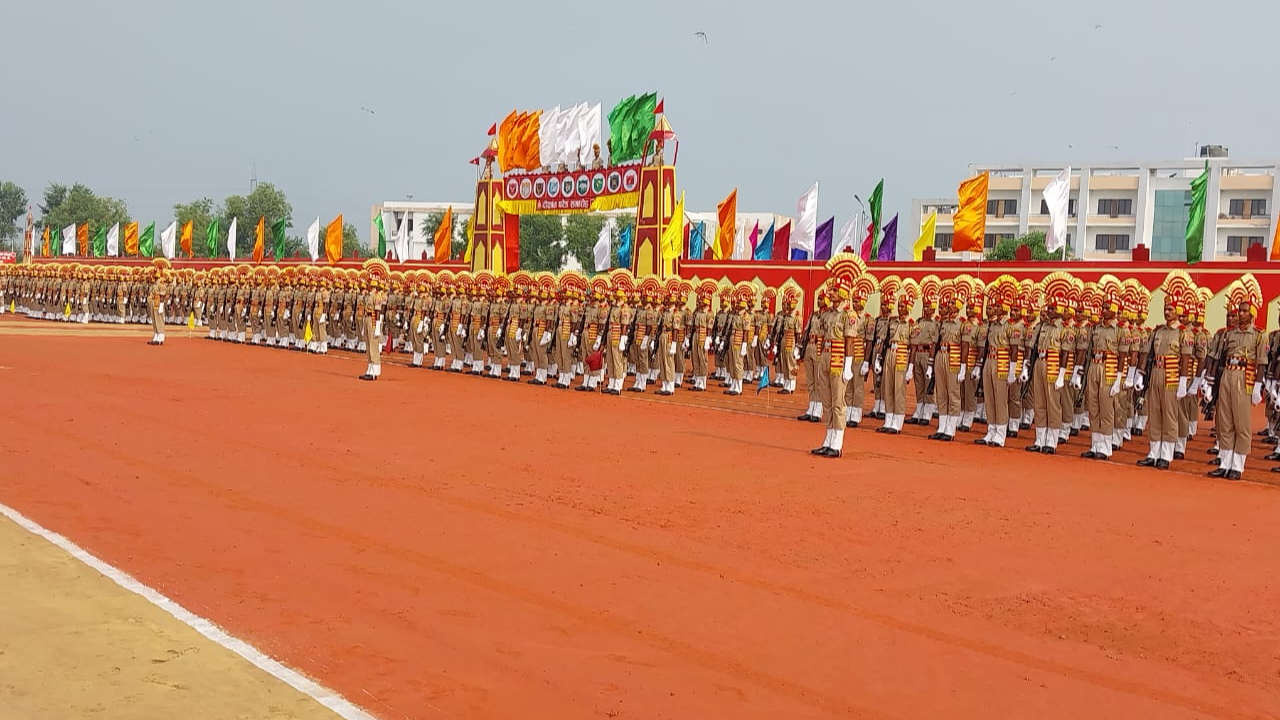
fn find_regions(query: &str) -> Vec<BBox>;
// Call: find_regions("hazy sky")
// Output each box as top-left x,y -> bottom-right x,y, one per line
5,0 -> 1277,243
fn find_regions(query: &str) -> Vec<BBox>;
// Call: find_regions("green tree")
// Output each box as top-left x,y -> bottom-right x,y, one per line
0,182 -> 28,245
173,198 -> 216,253
39,183 -> 129,249
219,182 -> 293,257
419,210 -> 470,262
983,230 -> 1074,261
518,214 -> 565,271
563,214 -> 607,272
343,222 -> 372,258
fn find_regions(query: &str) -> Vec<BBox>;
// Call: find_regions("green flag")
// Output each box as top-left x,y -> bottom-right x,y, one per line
1185,160 -> 1208,265
91,225 -> 106,257
374,212 -> 387,259
607,93 -> 659,164
867,180 -> 885,259
607,95 -> 637,162
139,222 -> 155,257
271,218 -> 287,261
205,218 -> 220,258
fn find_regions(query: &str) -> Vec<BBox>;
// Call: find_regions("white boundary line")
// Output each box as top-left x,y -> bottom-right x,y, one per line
0,502 -> 377,720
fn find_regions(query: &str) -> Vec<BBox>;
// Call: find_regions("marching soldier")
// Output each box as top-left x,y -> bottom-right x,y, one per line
146,259 -> 171,346
688,283 -> 715,392
1080,279 -> 1124,460
1130,275 -> 1192,470
811,279 -> 857,458
930,285 -> 964,441
1205,280 -> 1265,479
359,261 -> 389,381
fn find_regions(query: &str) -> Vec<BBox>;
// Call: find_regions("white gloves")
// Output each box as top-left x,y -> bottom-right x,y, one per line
762,338 -> 771,349
793,348 -> 801,360
478,329 -> 486,341
739,343 -> 748,357
1176,376 -> 1189,399
874,358 -> 883,374
641,337 -> 650,350
375,320 -> 384,338
1135,372 -> 1145,392
540,331 -> 551,346
667,342 -> 676,356
842,356 -> 854,382
320,313 -> 327,323
619,336 -> 629,352
971,365 -> 981,380
1019,362 -> 1029,383
925,366 -> 933,381
1202,382 -> 1213,403
1189,375 -> 1203,394
1110,376 -> 1122,397
1054,369 -> 1065,389
515,329 -> 523,342
157,303 -> 164,313
958,363 -> 967,382
751,337 -> 758,348
905,367 -> 913,385
860,361 -> 870,377
1124,366 -> 1136,388
1007,366 -> 1017,385
704,337 -> 712,351
285,309 -> 291,320
1070,366 -> 1083,389
416,320 -> 426,334
569,333 -> 578,347
593,339 -> 601,351
1252,381 -> 1263,406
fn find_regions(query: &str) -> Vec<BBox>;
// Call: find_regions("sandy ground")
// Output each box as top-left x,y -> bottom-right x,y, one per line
1,313 -> 1278,720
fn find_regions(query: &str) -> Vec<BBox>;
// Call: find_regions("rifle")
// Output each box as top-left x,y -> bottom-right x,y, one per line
597,304 -> 613,353
623,306 -> 639,351
1134,327 -> 1158,414
648,314 -> 666,364
1019,323 -> 1045,401
796,312 -> 817,363
972,322 -> 988,400
571,305 -> 588,360
767,313 -> 786,362
496,301 -> 513,352
924,321 -> 944,396
1073,324 -> 1095,410
714,312 -> 736,364
1200,329 -> 1228,420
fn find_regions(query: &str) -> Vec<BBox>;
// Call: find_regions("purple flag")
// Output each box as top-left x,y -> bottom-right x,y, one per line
877,214 -> 899,261
814,216 -> 835,260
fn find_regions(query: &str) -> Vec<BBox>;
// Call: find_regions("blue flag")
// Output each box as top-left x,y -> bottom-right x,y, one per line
754,222 -> 775,261
757,366 -> 770,394
688,221 -> 706,260
790,248 -> 809,261
617,225 -> 633,269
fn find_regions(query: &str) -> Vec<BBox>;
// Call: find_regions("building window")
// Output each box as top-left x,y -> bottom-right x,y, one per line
1096,198 -> 1133,216
935,233 -> 953,251
1039,198 -> 1078,216
985,199 -> 1017,217
1225,235 -> 1264,255
1227,199 -> 1267,219
1094,234 -> 1131,253
983,233 -> 1014,250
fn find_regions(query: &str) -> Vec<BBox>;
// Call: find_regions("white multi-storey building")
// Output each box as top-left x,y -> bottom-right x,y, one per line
910,147 -> 1279,261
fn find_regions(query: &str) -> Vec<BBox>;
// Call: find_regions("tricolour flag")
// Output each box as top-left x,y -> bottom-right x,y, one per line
1043,166 -> 1071,253
952,172 -> 990,253
394,211 -> 410,264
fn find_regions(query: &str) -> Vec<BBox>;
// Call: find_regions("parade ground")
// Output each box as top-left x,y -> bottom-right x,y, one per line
1,315 -> 1277,720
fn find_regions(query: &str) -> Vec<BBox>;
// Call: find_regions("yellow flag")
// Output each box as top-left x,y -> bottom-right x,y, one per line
64,302 -> 72,316
187,312 -> 196,329
952,172 -> 990,253
912,211 -> 938,261
8,301 -> 14,313
304,321 -> 314,343
463,214 -> 476,263
661,191 -> 686,261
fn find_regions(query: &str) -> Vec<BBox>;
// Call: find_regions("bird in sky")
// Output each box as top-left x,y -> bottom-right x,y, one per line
693,31 -> 708,43
1093,24 -> 1103,31
360,107 -> 376,115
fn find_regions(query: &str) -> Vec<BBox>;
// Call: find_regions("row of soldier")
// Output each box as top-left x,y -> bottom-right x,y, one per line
2,259 -> 1275,479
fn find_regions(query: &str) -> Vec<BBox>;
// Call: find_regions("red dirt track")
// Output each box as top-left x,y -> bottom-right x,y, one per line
2,323 -> 1278,720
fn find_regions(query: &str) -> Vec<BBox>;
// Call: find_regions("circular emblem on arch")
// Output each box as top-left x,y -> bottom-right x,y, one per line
561,177 -> 575,197
606,170 -> 622,193
622,168 -> 639,192
519,178 -> 533,199
505,178 -> 519,198
547,177 -> 560,198
576,175 -> 590,196
533,177 -> 546,198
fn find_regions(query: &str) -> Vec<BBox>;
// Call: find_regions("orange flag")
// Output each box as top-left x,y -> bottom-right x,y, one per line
497,110 -> 520,172
715,189 -> 738,260
952,171 -> 990,254
41,226 -> 51,257
180,221 -> 193,257
253,216 -> 266,263
434,206 -> 454,263
324,214 -> 343,264
518,110 -> 542,171
1269,212 -> 1280,261
76,223 -> 89,256
124,222 -> 140,255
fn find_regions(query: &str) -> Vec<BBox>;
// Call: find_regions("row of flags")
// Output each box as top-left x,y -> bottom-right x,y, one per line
37,215 -> 347,264
372,205 -> 474,265
494,93 -> 660,173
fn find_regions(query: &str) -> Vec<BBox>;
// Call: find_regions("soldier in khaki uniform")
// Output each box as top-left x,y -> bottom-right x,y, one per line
688,281 -> 716,392
602,279 -> 635,395
975,276 -> 1016,448
930,284 -> 965,441
146,259 -> 172,346
875,279 -> 916,434
314,269 -> 332,354
1207,278 -> 1265,479
359,260 -> 390,380
810,278 -> 858,458
906,290 -> 939,426
1080,278 -> 1125,460
1131,273 -> 1193,470
775,289 -> 801,395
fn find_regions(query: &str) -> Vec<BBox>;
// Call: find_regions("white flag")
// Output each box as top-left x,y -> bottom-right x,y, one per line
106,223 -> 120,257
549,104 -> 572,167
593,218 -> 614,272
732,220 -> 750,260
538,105 -> 560,168
306,217 -> 321,262
226,217 -> 238,262
1043,166 -> 1071,253
394,211 -> 410,264
838,216 -> 860,254
578,103 -> 602,162
62,224 -> 76,255
160,221 -> 177,259
563,102 -> 588,167
793,182 -> 819,255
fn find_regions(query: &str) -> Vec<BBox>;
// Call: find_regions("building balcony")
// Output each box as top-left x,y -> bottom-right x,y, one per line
1085,214 -> 1138,227
1216,216 -> 1271,229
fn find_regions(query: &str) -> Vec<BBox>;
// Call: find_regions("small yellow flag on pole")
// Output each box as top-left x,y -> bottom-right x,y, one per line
64,302 -> 72,317
187,312 -> 196,329
304,321 -> 314,343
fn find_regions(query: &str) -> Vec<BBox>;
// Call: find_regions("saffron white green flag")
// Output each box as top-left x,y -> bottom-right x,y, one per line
62,224 -> 76,255
106,223 -> 120,257
306,217 -> 321,262
226,217 -> 238,262
1043,166 -> 1071,253
160,221 -> 178,259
